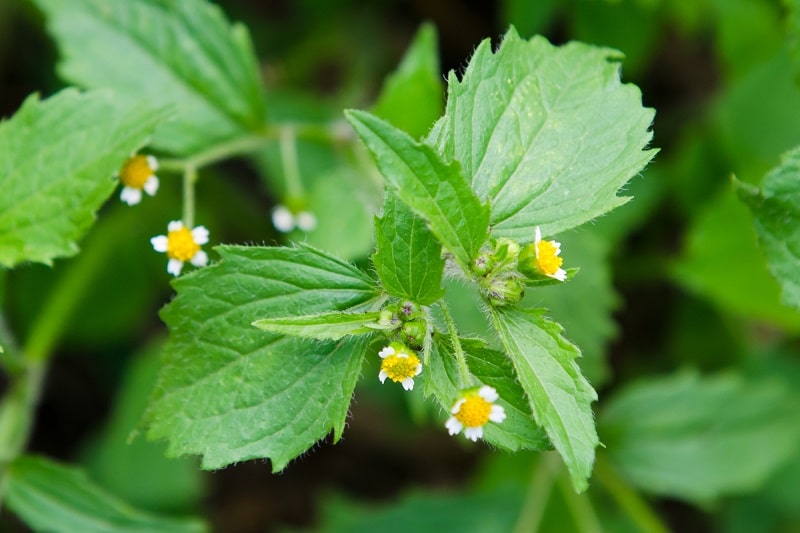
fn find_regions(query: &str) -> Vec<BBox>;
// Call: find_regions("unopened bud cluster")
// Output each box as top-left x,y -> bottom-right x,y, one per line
471,227 -> 567,307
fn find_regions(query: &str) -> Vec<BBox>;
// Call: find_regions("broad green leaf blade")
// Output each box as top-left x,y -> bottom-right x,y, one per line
600,372 -> 800,503
346,109 -> 490,272
0,89 -> 166,268
373,193 -> 445,305
737,148 -> 800,311
490,308 -> 598,492
372,22 -> 443,139
34,0 -> 267,155
427,28 -> 656,240
531,229 -> 617,386
674,187 -> 800,329
426,336 -> 549,451
144,244 -> 380,470
253,311 -> 384,340
5,455 -> 205,533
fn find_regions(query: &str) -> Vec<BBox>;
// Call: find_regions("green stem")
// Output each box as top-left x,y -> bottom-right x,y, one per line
594,453 -> 669,533
158,121 -> 350,174
557,468 -> 603,533
183,164 -> 197,228
439,302 -> 471,388
159,134 -> 269,172
513,452 -> 559,533
279,126 -> 304,200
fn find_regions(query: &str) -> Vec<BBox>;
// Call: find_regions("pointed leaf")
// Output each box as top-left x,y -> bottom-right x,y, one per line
253,311 -> 385,340
373,192 -> 445,305
0,89 -> 166,268
144,244 -> 380,470
737,147 -> 800,311
490,308 -> 598,492
5,455 -> 205,533
426,336 -> 549,451
372,23 -> 443,139
427,28 -> 656,240
346,109 -> 490,272
34,0 -> 267,155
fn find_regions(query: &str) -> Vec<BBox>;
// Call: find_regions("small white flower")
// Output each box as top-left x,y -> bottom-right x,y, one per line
377,343 -> 422,391
117,154 -> 159,206
151,220 -> 209,276
271,204 -> 316,233
445,385 -> 506,441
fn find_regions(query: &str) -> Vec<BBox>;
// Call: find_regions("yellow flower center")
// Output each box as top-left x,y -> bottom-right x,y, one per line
454,394 -> 492,428
536,240 -> 563,276
380,352 -> 421,383
119,155 -> 154,189
167,227 -> 200,261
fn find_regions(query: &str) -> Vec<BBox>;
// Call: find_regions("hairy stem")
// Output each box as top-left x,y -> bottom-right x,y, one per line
439,302 -> 471,388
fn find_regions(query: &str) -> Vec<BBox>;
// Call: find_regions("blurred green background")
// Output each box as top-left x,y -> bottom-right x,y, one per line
2,0 -> 800,531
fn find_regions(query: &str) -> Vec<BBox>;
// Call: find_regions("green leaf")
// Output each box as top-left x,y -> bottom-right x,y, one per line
0,89 -> 166,268
144,244 -> 380,470
737,148 -> 800,311
490,308 -> 598,492
372,23 -> 443,139
427,28 -> 656,240
5,455 -> 205,533
600,371 -> 800,503
426,336 -> 549,451
346,109 -> 490,272
373,192 -> 445,305
253,311 -> 385,340
673,187 -> 800,329
34,0 -> 267,155
530,229 -> 617,386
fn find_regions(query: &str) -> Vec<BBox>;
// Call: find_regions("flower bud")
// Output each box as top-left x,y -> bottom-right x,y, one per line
472,252 -> 495,277
401,320 -> 427,348
486,278 -> 525,307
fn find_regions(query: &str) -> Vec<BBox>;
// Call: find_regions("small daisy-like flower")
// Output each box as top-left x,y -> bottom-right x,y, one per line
445,385 -> 506,442
117,154 -> 159,206
533,226 -> 566,281
150,220 -> 209,276
271,205 -> 317,233
378,343 -> 422,391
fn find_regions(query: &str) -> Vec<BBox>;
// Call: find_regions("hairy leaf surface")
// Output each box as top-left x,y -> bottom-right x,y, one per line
428,28 -> 655,240
373,193 -> 445,305
491,308 -> 598,492
346,109 -> 490,272
426,336 -> 550,451
145,244 -> 380,470
0,89 -> 165,268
